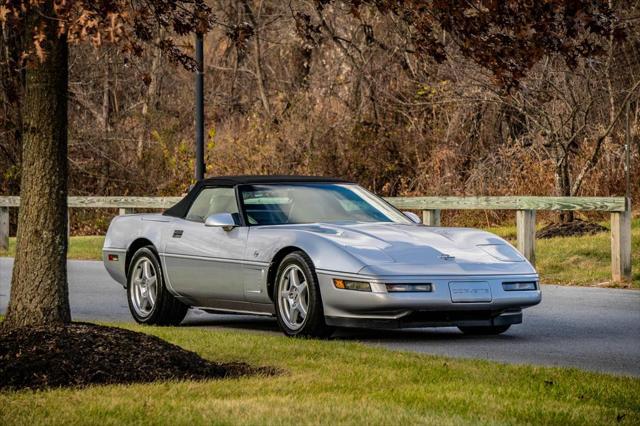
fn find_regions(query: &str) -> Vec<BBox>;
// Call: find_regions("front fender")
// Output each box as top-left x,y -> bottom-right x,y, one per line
248,227 -> 367,274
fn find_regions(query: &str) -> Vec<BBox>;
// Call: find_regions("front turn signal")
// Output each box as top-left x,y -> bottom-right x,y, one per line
333,279 -> 371,292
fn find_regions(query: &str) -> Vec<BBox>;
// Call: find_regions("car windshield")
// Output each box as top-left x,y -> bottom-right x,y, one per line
239,183 -> 412,226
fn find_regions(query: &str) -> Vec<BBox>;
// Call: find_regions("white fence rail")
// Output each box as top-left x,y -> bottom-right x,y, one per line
0,195 -> 632,282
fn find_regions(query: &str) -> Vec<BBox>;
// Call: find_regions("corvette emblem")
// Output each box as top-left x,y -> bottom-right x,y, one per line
439,254 -> 455,261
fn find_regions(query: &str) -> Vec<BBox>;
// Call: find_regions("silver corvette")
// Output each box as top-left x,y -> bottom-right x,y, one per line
103,176 -> 541,337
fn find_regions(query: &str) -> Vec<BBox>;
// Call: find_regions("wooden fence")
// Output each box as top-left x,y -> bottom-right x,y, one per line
0,195 -> 632,282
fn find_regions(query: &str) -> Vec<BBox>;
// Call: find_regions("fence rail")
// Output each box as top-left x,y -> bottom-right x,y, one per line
388,196 -> 628,212
0,195 -> 632,282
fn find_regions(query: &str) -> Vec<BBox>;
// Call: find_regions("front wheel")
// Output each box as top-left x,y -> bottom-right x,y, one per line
274,251 -> 333,338
458,325 -> 511,335
127,246 -> 188,326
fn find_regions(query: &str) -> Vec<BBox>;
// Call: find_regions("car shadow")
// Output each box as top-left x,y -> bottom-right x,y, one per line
180,310 -> 519,342
332,327 -> 519,342
181,311 -> 280,332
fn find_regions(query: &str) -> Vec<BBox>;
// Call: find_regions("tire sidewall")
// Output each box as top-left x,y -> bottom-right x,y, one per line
274,252 -> 325,337
127,247 -> 165,324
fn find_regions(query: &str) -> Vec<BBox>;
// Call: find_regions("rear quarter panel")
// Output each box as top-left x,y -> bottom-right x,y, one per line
102,214 -> 172,286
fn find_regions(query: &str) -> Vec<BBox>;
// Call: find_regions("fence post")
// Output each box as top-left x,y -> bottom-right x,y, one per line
0,207 -> 8,251
611,207 -> 632,282
516,209 -> 536,265
422,209 -> 441,226
119,208 -> 135,215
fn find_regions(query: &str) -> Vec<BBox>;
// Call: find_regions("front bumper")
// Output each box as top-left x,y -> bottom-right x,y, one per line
317,271 -> 541,329
102,247 -> 127,286
326,309 -> 523,329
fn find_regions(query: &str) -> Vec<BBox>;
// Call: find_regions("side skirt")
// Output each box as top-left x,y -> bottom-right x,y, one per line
193,299 -> 275,316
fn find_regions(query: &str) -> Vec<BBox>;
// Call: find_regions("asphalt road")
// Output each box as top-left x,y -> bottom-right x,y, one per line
1,258 -> 639,377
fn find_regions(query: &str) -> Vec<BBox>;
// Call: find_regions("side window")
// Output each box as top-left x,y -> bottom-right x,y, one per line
185,187 -> 239,222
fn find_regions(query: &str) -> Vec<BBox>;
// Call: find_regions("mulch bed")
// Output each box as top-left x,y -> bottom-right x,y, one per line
0,323 -> 275,391
536,219 -> 608,239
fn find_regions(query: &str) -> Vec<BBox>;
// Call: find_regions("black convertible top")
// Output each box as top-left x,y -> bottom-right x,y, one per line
201,175 -> 349,186
163,175 -> 352,218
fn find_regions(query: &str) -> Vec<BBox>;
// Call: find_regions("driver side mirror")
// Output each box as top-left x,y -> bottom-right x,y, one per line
205,213 -> 237,231
403,211 -> 421,224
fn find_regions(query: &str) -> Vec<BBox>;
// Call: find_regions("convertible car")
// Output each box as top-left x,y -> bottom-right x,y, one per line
103,175 -> 541,337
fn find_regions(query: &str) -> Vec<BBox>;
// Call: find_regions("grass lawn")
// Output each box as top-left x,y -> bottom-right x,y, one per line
487,218 -> 640,288
0,236 -> 105,261
1,219 -> 638,287
0,323 -> 638,425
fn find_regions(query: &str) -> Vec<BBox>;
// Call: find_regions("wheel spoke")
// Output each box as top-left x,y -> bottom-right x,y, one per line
138,287 -> 146,310
143,293 -> 152,310
289,269 -> 300,288
297,298 -> 307,318
277,264 -> 313,330
134,283 -> 142,308
143,261 -> 153,280
289,305 -> 299,323
129,256 -> 159,318
137,266 -> 144,281
148,282 -> 156,305
147,276 -> 157,289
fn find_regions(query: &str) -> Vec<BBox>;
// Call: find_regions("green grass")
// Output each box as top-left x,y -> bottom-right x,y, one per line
0,323 -> 638,425
487,219 -> 640,288
0,236 -> 104,261
1,220 -> 638,287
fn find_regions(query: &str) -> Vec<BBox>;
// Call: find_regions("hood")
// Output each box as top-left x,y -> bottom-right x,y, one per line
293,222 -> 535,276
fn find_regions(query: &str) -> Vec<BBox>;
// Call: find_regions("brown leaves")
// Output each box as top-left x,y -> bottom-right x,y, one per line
4,0 -> 213,70
0,5 -> 10,23
336,0 -> 622,89
32,25 -> 47,62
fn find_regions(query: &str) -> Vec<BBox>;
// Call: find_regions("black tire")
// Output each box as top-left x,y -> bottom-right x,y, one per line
126,246 -> 188,326
273,251 -> 333,338
458,325 -> 511,335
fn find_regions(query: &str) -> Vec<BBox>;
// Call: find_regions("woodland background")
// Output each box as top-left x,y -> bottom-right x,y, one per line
1,0 -> 639,232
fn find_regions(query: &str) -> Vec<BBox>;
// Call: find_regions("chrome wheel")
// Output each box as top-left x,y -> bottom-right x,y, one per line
278,264 -> 309,330
130,257 -> 158,318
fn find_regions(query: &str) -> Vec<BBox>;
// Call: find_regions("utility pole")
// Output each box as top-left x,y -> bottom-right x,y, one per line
195,32 -> 205,181
625,100 -> 631,201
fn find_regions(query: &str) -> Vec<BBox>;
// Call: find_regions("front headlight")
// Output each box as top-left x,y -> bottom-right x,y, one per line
333,279 -> 371,292
502,281 -> 537,291
385,283 -> 432,293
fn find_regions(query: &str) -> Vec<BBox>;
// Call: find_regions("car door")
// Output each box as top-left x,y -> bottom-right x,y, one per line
162,186 -> 248,305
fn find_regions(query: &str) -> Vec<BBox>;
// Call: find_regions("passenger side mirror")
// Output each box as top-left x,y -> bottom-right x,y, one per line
204,213 -> 237,231
403,211 -> 421,224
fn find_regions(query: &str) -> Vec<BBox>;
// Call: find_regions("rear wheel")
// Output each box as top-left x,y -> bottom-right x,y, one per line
274,251 -> 333,338
127,246 -> 188,326
458,325 -> 511,335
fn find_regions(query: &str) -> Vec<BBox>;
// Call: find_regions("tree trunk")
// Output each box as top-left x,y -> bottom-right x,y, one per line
138,42 -> 162,159
242,0 -> 271,117
554,155 -> 574,223
4,1 -> 70,329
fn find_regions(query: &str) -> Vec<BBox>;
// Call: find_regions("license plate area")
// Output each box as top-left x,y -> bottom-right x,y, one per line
448,281 -> 492,303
